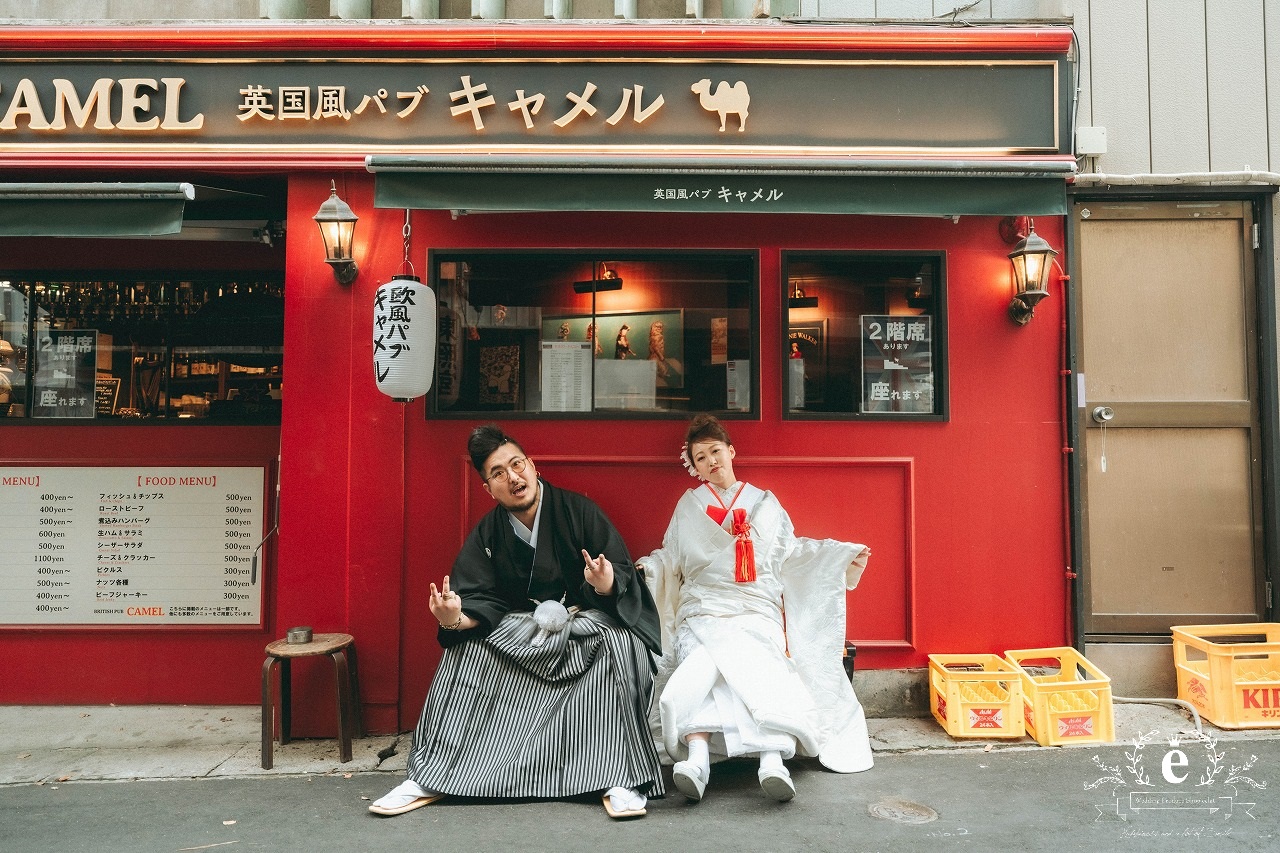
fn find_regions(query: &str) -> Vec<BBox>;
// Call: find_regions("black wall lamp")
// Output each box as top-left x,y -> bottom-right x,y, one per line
573,262 -> 623,293
314,180 -> 359,284
1004,217 -> 1058,325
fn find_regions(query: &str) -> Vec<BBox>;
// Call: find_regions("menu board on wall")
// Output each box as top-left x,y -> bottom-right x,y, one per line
0,466 -> 265,626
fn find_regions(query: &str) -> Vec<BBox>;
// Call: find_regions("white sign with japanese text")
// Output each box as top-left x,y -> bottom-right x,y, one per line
32,329 -> 97,419
540,341 -> 592,412
861,314 -> 934,415
0,466 -> 265,626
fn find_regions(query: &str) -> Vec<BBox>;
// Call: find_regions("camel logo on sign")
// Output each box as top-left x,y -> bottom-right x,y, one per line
691,79 -> 749,132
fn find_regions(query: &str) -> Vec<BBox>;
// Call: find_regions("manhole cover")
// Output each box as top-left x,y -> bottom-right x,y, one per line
867,798 -> 939,824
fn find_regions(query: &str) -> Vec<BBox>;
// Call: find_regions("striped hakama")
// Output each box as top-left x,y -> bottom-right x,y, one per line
405,609 -> 665,798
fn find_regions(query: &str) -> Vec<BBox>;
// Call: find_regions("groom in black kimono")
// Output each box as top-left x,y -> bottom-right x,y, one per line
370,424 -> 663,819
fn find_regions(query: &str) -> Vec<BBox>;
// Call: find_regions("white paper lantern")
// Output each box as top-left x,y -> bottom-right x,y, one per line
373,274 -> 436,401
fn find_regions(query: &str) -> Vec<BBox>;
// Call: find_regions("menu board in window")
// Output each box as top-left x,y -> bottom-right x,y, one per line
1,466 -> 266,626
94,377 -> 121,416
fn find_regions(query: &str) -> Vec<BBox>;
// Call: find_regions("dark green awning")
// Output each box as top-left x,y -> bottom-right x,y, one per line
0,183 -> 194,236
367,155 -> 1071,217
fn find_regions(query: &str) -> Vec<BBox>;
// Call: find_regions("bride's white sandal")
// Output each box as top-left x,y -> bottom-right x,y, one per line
758,766 -> 796,802
672,760 -> 710,802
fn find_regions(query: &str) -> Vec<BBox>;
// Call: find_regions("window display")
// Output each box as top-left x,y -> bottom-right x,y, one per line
783,252 -> 946,420
431,252 -> 756,417
0,275 -> 284,422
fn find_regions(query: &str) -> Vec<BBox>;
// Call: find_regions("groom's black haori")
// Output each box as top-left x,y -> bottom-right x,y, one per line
403,469 -> 663,799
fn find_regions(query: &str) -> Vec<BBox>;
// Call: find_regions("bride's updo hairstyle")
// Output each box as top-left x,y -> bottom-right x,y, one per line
684,414 -> 732,464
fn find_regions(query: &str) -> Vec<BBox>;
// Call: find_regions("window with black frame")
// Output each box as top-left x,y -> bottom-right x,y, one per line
0,275 -> 284,422
783,252 -> 946,420
431,251 -> 757,418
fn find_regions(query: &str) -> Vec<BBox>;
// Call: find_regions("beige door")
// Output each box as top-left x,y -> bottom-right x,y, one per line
1075,199 -> 1266,636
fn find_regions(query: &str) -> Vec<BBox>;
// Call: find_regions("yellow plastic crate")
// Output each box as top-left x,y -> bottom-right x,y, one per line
1005,647 -> 1114,747
1172,623 -> 1280,729
928,654 -> 1026,738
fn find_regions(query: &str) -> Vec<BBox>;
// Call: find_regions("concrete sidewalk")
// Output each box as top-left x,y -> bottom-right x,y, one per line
2,698 -> 1276,786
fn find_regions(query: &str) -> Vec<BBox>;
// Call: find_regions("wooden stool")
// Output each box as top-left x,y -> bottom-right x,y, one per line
261,632 -> 362,770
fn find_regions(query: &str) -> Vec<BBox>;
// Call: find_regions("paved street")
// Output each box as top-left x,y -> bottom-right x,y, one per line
5,734 -> 1280,853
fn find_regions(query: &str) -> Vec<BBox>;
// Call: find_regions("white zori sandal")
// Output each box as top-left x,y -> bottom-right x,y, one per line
758,766 -> 796,802
671,760 -> 709,802
368,780 -> 446,816
602,786 -> 648,819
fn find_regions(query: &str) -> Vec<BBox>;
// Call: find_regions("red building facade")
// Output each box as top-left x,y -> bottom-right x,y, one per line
0,23 -> 1074,735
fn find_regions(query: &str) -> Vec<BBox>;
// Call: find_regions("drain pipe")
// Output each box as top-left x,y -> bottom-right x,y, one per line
1057,264 -> 1075,648
1074,170 -> 1280,186
1113,695 -> 1203,735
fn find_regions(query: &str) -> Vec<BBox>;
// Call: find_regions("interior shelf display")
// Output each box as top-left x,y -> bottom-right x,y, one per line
0,275 -> 284,422
430,251 -> 757,418
783,252 -> 948,421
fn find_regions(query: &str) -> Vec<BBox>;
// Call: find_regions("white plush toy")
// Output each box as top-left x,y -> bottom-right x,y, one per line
531,599 -> 576,647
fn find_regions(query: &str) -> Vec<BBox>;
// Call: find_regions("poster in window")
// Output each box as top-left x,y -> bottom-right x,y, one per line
541,310 -> 685,389
787,321 -> 826,405
726,359 -> 750,411
478,344 -> 521,407
32,329 -> 97,419
860,314 -> 934,414
710,317 -> 728,365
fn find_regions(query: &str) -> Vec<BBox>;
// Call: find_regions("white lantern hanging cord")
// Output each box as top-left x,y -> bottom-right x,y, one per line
399,209 -> 415,280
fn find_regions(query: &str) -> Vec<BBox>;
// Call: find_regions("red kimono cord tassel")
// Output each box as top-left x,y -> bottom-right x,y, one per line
731,508 -> 755,583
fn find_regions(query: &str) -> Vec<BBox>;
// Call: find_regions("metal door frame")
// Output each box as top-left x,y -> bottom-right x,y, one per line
1065,187 -> 1279,645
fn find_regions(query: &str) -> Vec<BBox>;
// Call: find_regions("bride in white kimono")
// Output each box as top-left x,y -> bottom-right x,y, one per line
637,414 -> 872,803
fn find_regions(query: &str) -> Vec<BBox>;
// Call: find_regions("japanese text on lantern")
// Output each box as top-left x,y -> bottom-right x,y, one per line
373,283 -> 417,383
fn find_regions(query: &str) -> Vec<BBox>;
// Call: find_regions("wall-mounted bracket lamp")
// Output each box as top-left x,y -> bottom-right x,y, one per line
1005,218 -> 1057,326
314,180 -> 359,285
788,281 -> 818,309
573,263 -> 623,293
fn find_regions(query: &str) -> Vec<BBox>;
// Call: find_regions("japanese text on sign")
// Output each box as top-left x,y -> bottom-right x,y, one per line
0,60 -> 1064,153
861,314 -> 934,415
236,76 -> 670,131
0,466 -> 265,626
32,329 -> 97,419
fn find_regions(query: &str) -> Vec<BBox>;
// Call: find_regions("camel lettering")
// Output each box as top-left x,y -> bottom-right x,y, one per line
691,79 -> 749,132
